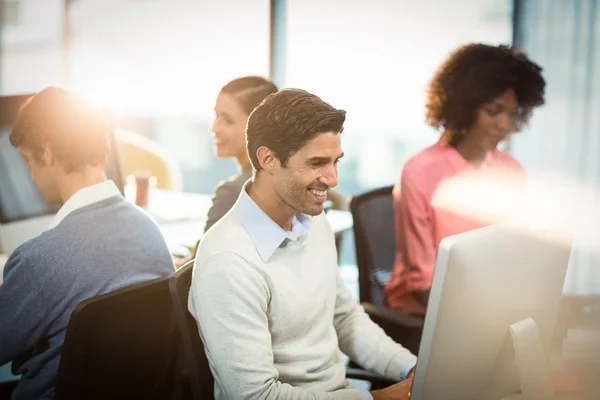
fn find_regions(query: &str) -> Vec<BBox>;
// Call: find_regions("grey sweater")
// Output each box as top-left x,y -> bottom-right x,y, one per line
0,196 -> 174,400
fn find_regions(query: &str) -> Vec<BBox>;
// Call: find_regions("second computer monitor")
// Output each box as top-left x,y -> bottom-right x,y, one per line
410,222 -> 572,400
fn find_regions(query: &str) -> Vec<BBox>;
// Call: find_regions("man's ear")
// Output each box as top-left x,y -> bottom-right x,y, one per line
41,145 -> 55,167
255,146 -> 279,175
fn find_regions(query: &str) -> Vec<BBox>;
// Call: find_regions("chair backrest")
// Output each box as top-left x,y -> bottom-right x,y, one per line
55,277 -> 179,400
349,185 -> 396,306
115,129 -> 183,191
169,261 -> 214,400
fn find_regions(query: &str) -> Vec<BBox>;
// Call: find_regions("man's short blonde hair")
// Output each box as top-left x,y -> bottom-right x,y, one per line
9,87 -> 112,173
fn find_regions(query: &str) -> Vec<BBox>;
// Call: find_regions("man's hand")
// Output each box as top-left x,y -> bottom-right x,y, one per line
370,377 -> 413,400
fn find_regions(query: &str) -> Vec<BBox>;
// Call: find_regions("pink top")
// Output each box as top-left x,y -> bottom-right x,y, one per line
384,139 -> 525,314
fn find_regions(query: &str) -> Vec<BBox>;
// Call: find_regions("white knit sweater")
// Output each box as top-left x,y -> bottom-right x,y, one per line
190,199 -> 416,400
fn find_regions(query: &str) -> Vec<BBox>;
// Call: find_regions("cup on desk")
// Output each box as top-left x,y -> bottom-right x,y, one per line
126,171 -> 157,208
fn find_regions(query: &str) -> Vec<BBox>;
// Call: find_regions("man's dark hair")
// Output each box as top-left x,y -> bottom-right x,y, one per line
220,76 -> 278,115
246,89 -> 346,172
425,43 -> 546,143
10,86 -> 112,173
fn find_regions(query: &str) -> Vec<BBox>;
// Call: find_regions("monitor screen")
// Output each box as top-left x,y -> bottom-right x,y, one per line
0,94 -> 124,225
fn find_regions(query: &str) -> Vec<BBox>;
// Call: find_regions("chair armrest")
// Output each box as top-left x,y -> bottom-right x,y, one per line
346,367 -> 397,387
362,302 -> 424,355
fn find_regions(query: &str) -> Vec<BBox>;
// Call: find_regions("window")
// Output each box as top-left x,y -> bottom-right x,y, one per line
65,0 -> 270,193
0,0 -> 65,94
286,0 -> 513,195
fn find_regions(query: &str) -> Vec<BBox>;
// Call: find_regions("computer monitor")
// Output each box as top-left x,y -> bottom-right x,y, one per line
410,222 -> 572,400
0,94 -> 125,255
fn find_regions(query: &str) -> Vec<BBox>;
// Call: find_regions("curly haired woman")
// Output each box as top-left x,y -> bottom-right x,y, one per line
385,43 -> 546,314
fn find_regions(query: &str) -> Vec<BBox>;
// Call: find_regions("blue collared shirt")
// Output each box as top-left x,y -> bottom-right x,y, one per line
236,182 -> 312,262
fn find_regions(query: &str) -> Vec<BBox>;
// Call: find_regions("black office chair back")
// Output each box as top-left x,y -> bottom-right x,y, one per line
350,185 -> 396,306
169,261 -> 214,400
55,277 -> 179,400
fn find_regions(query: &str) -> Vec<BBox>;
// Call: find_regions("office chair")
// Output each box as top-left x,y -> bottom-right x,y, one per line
169,260 -> 214,400
0,380 -> 17,400
349,185 -> 424,355
171,261 -> 397,398
115,129 -> 183,191
55,277 -> 180,400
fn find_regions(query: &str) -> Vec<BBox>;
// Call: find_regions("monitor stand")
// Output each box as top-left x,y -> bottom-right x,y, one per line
486,317 -> 556,400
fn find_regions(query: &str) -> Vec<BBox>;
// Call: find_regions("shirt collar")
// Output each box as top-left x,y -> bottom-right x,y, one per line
49,180 -> 121,229
236,180 -> 312,262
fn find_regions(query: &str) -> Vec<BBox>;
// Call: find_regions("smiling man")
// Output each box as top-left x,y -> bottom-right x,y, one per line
190,89 -> 417,400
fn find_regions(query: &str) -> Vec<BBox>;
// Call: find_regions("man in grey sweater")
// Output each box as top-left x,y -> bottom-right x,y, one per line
0,87 -> 174,399
190,89 -> 417,400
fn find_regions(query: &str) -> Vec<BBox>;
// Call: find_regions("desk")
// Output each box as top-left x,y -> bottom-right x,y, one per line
132,189 -> 354,250
0,190 -> 353,274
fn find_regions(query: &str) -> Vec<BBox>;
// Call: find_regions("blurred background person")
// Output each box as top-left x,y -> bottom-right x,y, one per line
0,87 -> 174,399
204,76 -> 278,232
385,43 -> 546,314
